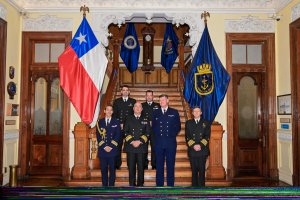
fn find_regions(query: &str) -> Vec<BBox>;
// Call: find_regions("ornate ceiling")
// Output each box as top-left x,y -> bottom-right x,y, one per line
6,0 -> 293,13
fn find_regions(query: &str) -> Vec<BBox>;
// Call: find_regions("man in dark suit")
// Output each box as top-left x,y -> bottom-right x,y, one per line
185,106 -> 211,187
113,85 -> 136,169
152,94 -> 181,186
124,102 -> 150,186
141,90 -> 160,170
96,105 -> 121,186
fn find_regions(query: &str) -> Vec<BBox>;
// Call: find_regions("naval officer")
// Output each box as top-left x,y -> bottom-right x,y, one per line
96,105 -> 121,186
141,90 -> 160,170
185,106 -> 211,187
124,102 -> 150,186
112,85 -> 136,169
152,94 -> 181,186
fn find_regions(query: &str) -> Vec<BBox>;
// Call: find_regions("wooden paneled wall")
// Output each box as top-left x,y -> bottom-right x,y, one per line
119,66 -> 178,87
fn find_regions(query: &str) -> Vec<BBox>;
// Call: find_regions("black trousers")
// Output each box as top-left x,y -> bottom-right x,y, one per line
99,156 -> 116,186
189,155 -> 207,187
127,152 -> 145,186
144,132 -> 156,169
115,132 -> 124,169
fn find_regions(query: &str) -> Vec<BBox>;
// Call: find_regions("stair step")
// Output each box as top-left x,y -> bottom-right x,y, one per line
145,144 -> 187,152
90,167 -> 192,179
116,91 -> 182,96
121,151 -> 188,160
122,87 -> 179,92
65,178 -> 232,187
114,95 -> 184,101
95,85 -> 195,186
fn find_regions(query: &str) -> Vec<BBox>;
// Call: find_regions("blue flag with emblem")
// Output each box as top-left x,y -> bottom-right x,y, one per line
120,23 -> 140,73
183,24 -> 230,122
161,23 -> 178,73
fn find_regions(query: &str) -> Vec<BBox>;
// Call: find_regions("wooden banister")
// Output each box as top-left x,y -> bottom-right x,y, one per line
88,39 -> 120,170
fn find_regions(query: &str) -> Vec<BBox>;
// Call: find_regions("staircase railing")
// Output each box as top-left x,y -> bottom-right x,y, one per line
178,39 -> 192,120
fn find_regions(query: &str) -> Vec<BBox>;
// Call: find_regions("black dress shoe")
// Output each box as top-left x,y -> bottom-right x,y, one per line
152,166 -> 156,170
144,166 -> 148,170
116,166 -> 121,170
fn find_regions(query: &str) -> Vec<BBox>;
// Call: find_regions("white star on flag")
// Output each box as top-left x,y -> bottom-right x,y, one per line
76,32 -> 87,44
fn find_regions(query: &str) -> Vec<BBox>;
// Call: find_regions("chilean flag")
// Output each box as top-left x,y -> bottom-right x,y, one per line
59,17 -> 108,127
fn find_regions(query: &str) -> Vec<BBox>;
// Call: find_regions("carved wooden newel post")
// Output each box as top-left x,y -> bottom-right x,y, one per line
71,122 -> 91,179
206,122 -> 226,179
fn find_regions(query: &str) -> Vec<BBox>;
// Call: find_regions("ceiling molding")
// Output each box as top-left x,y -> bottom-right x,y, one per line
275,0 -> 293,12
6,0 -> 293,14
292,3 -> 300,22
225,16 -> 275,33
0,2 -> 7,20
91,12 -> 204,55
23,15 -> 73,31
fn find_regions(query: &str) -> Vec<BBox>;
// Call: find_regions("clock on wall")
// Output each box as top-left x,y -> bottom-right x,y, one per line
141,26 -> 155,73
7,81 -> 17,99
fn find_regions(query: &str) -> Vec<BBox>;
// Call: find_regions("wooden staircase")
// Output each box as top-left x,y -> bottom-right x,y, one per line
66,85 -> 231,187
93,86 -> 191,186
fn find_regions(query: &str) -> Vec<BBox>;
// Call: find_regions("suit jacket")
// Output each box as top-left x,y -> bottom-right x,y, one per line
112,97 -> 136,124
152,107 -> 181,149
141,102 -> 160,121
185,118 -> 211,157
123,115 -> 151,153
96,117 -> 121,158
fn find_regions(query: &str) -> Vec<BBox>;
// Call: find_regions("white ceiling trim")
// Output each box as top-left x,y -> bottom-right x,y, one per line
6,0 -> 293,14
275,0 -> 293,12
225,16 -> 275,33
23,15 -> 73,31
292,3 -> 300,22
0,2 -> 7,20
91,12 -> 205,55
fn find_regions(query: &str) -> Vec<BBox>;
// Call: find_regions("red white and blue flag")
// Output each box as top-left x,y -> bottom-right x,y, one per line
59,17 -> 108,127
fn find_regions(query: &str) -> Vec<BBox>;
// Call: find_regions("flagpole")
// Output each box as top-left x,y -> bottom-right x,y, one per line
80,5 -> 90,18
201,11 -> 210,24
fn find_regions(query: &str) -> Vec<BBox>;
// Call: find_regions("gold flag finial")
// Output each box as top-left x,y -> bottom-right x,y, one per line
201,11 -> 210,24
80,5 -> 89,17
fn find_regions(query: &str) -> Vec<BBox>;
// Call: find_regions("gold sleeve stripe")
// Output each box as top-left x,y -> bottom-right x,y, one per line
201,139 -> 208,146
188,140 -> 195,147
99,141 -> 104,146
111,140 -> 118,146
125,135 -> 133,141
141,135 -> 148,143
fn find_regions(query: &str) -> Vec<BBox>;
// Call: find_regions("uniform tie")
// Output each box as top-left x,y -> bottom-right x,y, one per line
196,119 -> 199,124
163,109 -> 166,114
106,119 -> 110,126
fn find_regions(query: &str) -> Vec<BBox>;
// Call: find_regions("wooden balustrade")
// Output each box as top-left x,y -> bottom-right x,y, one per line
71,122 -> 91,179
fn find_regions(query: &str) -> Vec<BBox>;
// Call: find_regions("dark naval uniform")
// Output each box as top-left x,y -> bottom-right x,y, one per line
112,97 -> 136,169
96,117 -> 121,186
152,107 -> 181,186
185,118 -> 211,186
124,115 -> 150,186
141,101 -> 160,169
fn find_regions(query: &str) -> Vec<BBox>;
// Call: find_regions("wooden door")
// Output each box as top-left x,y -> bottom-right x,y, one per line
290,18 -> 300,186
29,72 -> 63,175
233,72 -> 265,176
0,18 -> 7,184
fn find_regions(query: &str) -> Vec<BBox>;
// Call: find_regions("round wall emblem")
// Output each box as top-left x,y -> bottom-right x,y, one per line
7,81 -> 17,99
124,35 -> 137,49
